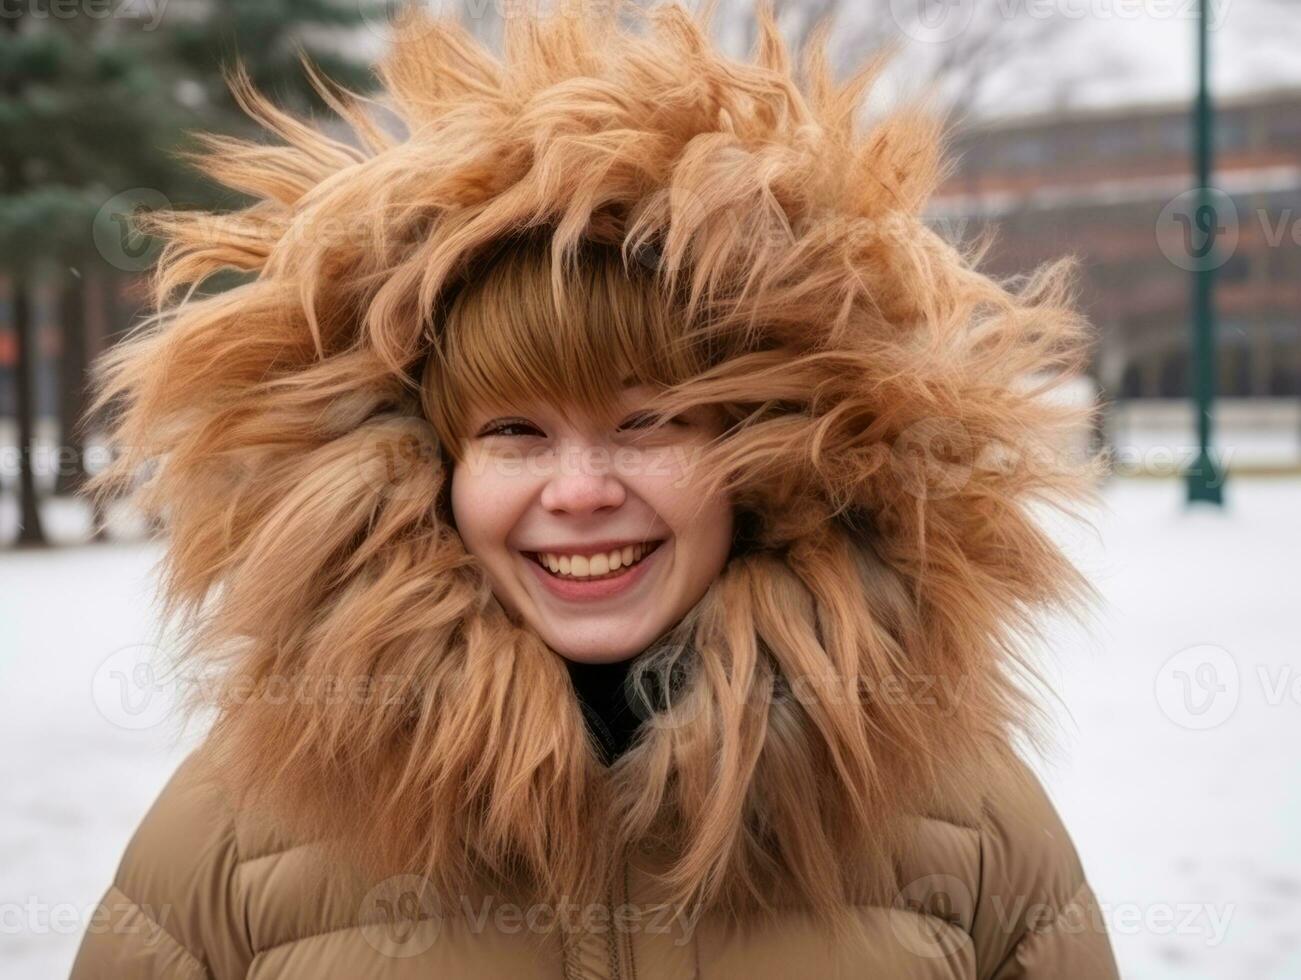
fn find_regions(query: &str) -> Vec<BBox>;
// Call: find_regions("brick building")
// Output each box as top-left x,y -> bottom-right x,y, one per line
930,88 -> 1301,401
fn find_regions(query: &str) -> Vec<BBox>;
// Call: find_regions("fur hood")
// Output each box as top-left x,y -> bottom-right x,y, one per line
89,0 -> 1102,938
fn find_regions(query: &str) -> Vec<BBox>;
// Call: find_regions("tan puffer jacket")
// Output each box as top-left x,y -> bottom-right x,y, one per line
69,4 -> 1121,977
71,745 -> 1117,979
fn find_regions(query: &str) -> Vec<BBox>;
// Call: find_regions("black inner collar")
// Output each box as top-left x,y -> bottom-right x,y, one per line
565,655 -> 642,766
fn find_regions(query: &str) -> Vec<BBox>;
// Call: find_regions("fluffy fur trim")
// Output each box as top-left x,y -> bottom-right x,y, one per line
88,0 -> 1103,940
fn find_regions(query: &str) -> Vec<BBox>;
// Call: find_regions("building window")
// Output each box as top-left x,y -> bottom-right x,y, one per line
1158,117 -> 1190,155
998,135 -> 1051,169
1218,251 -> 1251,284
1218,341 -> 1252,397
1268,111 -> 1301,147
1218,114 -> 1249,153
1121,362 -> 1145,399
1159,350 -> 1187,398
1268,344 -> 1299,396
1096,122 -> 1144,158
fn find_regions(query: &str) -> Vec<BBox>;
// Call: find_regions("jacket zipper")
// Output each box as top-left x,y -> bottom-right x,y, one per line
605,861 -> 630,980
562,858 -> 632,973
564,862 -> 633,980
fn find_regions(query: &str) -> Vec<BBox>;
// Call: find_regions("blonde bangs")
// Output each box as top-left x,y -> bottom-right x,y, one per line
423,230 -> 708,456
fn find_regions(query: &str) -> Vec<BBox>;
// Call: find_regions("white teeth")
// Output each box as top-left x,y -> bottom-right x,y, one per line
535,542 -> 658,579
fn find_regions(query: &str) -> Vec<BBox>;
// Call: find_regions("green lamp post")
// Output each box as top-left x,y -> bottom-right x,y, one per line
1184,0 -> 1226,504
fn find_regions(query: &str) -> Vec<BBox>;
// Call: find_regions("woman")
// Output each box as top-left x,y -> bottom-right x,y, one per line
72,3 -> 1119,977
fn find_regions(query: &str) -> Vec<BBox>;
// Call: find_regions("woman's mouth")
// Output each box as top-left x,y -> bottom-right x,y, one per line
525,540 -> 664,579
521,539 -> 667,601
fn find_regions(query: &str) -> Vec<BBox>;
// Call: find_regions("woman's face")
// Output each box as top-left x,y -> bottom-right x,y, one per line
450,385 -> 733,664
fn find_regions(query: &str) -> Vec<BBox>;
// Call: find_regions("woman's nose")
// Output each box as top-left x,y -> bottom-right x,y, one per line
538,445 -> 627,514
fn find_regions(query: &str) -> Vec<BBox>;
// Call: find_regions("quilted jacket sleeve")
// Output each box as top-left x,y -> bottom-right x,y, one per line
69,749 -> 253,980
971,758 -> 1120,980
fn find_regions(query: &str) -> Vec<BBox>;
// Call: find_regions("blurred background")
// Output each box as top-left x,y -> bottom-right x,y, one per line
1,1 -> 1298,977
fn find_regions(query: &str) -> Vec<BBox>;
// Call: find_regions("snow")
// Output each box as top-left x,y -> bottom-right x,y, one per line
1029,476 -> 1301,978
3,477 -> 1300,978
0,530 -> 204,978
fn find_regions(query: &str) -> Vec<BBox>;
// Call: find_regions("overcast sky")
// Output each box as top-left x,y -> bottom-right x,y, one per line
352,0 -> 1298,122
858,0 -> 1298,120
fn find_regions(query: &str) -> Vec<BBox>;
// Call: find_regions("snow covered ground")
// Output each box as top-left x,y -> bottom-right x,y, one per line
1032,476 -> 1301,978
2,477 -> 1299,978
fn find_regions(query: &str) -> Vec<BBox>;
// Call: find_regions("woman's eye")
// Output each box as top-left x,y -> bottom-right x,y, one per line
619,411 -> 689,431
479,420 -> 541,438
476,412 -> 692,438
619,412 -> 657,430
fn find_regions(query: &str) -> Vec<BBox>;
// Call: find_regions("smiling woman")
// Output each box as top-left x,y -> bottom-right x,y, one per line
70,3 -> 1119,978
430,232 -> 737,664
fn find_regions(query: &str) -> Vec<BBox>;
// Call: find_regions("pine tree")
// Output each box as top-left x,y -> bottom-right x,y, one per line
163,0 -> 381,135
1,1 -> 378,546
1,4 -> 200,545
